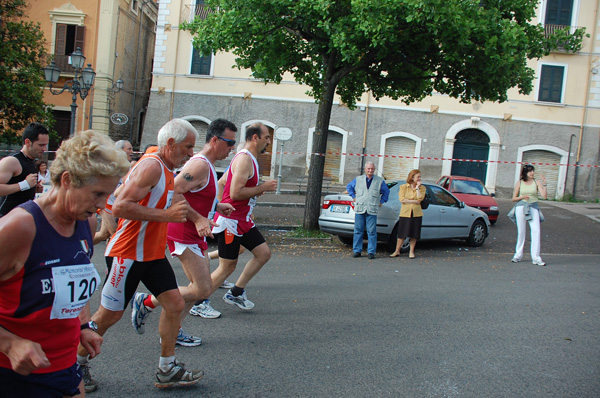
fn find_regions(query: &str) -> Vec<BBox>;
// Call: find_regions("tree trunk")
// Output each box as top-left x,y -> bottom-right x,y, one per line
303,80 -> 337,230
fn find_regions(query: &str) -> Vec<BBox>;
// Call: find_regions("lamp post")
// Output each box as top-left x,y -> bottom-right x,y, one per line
43,47 -> 96,137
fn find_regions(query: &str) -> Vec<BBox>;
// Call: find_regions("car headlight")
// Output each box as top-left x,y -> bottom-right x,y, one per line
490,206 -> 498,211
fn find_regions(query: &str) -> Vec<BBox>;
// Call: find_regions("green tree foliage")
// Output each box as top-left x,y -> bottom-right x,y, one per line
0,0 -> 54,144
183,0 -> 587,229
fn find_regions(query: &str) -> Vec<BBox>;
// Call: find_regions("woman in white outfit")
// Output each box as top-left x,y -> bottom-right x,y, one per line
511,164 -> 547,266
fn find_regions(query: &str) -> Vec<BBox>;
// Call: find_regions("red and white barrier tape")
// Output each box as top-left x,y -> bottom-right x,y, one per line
273,151 -> 598,168
2,149 -> 597,168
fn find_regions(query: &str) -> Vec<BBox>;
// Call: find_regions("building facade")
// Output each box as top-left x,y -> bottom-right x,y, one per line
28,0 -> 157,149
143,0 -> 599,200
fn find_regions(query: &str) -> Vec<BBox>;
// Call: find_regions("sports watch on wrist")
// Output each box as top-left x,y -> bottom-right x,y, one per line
81,321 -> 98,332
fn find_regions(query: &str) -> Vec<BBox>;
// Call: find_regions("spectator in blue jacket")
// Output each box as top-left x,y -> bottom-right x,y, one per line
346,162 -> 390,259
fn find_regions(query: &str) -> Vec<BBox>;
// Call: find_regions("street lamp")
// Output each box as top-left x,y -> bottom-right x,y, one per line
43,47 -> 96,137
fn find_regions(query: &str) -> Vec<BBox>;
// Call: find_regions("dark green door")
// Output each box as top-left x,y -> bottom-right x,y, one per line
451,129 -> 489,182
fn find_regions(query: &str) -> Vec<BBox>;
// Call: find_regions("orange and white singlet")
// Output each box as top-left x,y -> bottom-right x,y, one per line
105,154 -> 175,261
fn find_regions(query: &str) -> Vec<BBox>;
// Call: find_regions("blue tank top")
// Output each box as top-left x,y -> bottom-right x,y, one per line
0,200 -> 98,372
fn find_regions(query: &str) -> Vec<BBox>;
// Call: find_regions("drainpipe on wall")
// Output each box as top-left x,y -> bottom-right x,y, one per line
573,2 -> 599,199
360,93 -> 370,175
565,133 -> 576,196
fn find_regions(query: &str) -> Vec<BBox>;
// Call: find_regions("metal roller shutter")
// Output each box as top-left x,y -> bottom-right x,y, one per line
383,137 -> 416,181
522,150 -> 560,200
324,131 -> 342,179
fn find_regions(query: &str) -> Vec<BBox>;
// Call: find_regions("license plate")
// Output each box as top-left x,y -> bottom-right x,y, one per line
330,205 -> 350,213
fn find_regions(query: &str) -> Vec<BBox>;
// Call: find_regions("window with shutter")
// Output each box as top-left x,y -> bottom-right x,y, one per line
53,24 -> 85,72
538,64 -> 565,103
191,47 -> 212,75
544,0 -> 574,26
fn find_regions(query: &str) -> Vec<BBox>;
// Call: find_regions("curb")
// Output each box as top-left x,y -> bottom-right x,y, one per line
257,202 -> 305,208
256,224 -> 299,231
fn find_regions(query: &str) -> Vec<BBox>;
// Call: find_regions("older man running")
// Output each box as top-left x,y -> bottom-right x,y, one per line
77,119 -> 203,391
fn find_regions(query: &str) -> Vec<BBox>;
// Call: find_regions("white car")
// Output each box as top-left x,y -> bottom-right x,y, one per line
318,181 -> 490,252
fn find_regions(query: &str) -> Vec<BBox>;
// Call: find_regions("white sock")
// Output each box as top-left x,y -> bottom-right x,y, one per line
77,355 -> 89,365
158,356 -> 176,372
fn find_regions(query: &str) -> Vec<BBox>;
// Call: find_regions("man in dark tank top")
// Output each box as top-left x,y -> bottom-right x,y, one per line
0,123 -> 49,217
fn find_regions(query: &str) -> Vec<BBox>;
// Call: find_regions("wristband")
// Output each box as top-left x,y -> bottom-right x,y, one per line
18,180 -> 31,191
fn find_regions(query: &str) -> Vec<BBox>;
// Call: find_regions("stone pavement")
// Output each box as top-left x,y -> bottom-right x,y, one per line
544,200 -> 600,223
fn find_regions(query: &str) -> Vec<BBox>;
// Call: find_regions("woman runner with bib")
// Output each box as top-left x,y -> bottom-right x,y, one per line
0,131 -> 130,397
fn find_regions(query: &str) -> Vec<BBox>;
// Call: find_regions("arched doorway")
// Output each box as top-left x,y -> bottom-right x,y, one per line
516,145 -> 568,200
306,126 -> 349,183
323,130 -> 343,179
182,115 -> 211,152
451,129 -> 490,182
378,132 -> 421,181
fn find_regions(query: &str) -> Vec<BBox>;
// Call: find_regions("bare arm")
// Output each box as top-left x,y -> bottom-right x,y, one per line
229,155 -> 277,201
112,159 -> 187,223
217,173 -> 227,201
536,177 -> 547,200
174,158 -> 216,237
78,303 -> 102,359
0,156 -> 37,197
512,180 -> 527,202
0,210 -> 51,375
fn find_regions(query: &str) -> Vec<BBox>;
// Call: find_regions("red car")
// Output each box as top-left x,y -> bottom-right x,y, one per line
437,176 -> 499,224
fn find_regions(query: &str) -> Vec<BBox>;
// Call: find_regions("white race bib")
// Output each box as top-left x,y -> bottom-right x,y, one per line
50,263 -> 100,320
166,190 -> 174,209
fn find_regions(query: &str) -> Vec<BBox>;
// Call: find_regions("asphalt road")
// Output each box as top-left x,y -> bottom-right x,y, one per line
84,199 -> 599,397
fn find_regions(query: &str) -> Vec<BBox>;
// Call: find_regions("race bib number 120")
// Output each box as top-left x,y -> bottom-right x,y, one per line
50,263 -> 100,320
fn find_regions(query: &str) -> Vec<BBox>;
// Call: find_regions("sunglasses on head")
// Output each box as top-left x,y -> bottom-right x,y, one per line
218,136 -> 236,147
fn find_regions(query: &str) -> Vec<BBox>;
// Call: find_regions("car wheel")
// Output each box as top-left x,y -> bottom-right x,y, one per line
338,236 -> 353,245
467,219 -> 487,247
387,223 -> 410,253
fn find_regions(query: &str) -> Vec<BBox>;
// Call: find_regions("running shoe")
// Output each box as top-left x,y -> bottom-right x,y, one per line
219,280 -> 235,289
131,292 -> 153,334
511,257 -> 521,263
189,299 -> 221,318
176,328 -> 202,347
223,289 -> 255,310
533,259 -> 546,266
155,359 -> 204,388
80,363 -> 98,393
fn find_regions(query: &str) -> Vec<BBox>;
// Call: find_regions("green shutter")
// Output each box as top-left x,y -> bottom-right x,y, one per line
539,65 -> 564,103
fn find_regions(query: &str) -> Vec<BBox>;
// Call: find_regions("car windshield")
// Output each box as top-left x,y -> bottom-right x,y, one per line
450,179 -> 489,195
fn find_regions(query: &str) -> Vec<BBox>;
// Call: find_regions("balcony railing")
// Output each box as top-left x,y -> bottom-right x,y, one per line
544,24 -> 583,38
544,24 -> 585,52
181,4 -> 215,23
52,54 -> 75,74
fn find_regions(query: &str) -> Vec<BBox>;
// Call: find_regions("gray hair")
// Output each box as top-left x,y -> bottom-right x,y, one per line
115,139 -> 131,150
157,119 -> 199,148
365,161 -> 376,168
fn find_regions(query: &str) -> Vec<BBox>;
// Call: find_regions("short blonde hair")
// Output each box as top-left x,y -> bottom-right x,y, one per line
50,130 -> 131,187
